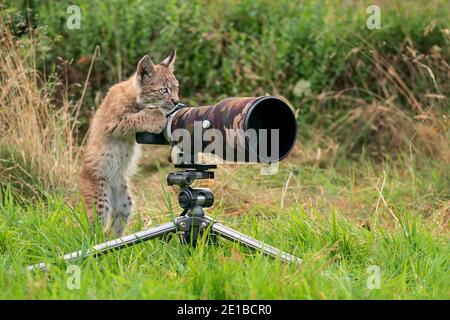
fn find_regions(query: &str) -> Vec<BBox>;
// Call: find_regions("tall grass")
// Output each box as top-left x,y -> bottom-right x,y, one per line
0,18 -> 80,195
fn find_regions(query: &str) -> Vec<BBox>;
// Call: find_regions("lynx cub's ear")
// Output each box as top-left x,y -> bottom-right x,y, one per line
160,50 -> 176,70
136,55 -> 155,83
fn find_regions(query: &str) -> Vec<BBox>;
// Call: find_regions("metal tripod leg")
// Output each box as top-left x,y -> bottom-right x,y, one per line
205,216 -> 302,265
27,215 -> 301,271
27,217 -> 182,272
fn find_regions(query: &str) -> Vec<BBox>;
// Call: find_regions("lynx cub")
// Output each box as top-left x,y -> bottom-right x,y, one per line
79,51 -> 179,235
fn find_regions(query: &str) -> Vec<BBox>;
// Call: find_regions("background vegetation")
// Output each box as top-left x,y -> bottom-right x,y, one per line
0,0 -> 448,299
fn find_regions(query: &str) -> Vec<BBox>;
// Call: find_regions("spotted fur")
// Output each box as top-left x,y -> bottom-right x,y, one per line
79,51 -> 179,236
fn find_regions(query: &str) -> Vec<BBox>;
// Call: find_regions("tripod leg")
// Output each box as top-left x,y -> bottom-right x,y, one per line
28,217 -> 183,272
205,216 -> 301,265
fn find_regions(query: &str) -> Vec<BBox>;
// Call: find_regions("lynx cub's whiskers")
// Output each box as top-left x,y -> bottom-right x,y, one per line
79,51 -> 180,236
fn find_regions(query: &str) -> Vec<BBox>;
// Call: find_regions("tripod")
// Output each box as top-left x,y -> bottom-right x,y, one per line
28,164 -> 301,271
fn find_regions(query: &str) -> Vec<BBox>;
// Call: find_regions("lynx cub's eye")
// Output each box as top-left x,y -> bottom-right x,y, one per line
159,87 -> 169,94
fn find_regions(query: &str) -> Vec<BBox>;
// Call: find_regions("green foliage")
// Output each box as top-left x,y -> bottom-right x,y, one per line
2,0 -> 448,159
4,0 -> 449,114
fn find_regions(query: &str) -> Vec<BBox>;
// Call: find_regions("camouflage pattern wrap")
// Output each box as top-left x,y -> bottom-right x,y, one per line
165,96 -> 297,163
168,96 -> 262,139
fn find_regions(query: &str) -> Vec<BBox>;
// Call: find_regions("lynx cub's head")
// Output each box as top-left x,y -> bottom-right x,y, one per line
135,51 -> 179,113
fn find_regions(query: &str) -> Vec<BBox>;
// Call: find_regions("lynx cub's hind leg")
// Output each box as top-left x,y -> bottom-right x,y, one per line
95,183 -> 114,233
80,173 -> 113,231
111,183 -> 133,235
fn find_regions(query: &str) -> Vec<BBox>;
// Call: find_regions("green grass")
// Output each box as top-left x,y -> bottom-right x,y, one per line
1,160 -> 448,299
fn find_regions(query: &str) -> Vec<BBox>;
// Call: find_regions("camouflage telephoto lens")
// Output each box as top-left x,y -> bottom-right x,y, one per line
136,96 -> 297,164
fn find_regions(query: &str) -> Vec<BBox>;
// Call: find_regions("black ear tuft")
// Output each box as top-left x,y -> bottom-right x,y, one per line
161,50 -> 176,70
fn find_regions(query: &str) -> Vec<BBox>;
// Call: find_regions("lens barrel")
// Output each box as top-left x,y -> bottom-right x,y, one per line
136,96 -> 297,163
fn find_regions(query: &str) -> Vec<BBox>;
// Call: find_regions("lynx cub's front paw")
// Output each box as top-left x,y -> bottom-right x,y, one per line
153,110 -> 167,133
145,108 -> 167,133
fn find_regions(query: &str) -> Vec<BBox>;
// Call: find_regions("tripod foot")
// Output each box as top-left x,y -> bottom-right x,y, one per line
205,216 -> 302,265
27,219 -> 181,272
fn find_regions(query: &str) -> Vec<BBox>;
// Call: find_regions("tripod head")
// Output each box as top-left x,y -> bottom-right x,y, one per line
167,164 -> 216,214
167,164 -> 216,187
166,164 -> 217,245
